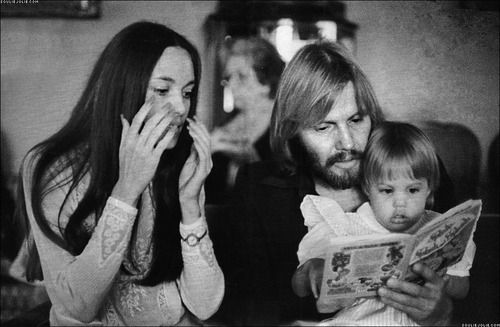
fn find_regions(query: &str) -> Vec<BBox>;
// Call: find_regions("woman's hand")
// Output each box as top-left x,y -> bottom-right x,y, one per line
179,116 -> 213,224
112,96 -> 176,207
378,263 -> 453,325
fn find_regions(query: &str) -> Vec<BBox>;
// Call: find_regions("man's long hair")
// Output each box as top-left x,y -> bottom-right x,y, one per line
16,21 -> 201,285
270,41 -> 385,174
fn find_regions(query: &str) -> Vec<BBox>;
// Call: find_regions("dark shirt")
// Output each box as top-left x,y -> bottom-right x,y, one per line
206,129 -> 272,204
217,158 -> 457,325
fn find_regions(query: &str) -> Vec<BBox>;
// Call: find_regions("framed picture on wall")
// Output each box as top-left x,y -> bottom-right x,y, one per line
1,0 -> 101,19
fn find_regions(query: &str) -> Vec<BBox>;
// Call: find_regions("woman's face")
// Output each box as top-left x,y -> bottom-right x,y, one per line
223,55 -> 270,111
145,46 -> 195,149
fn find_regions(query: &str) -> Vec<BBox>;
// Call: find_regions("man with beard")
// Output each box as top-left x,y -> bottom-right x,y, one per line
216,41 -> 456,325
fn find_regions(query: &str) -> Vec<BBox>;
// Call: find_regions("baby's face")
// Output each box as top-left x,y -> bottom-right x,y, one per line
368,176 -> 431,233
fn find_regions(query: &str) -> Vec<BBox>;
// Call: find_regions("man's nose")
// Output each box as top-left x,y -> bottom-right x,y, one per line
336,125 -> 354,150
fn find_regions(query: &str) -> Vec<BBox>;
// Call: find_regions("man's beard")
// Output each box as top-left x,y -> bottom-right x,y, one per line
300,142 -> 363,190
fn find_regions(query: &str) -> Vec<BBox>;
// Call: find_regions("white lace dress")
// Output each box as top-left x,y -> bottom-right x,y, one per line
298,195 -> 475,326
22,155 -> 224,326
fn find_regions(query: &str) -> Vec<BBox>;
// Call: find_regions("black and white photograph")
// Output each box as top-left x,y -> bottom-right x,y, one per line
1,1 -> 498,326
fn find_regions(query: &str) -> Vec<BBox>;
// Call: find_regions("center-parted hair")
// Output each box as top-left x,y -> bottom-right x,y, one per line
17,21 -> 201,285
361,121 -> 440,207
270,41 -> 384,174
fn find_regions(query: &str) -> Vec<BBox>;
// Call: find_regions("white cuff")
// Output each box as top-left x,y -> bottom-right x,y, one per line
445,269 -> 470,277
108,196 -> 138,216
180,216 -> 206,231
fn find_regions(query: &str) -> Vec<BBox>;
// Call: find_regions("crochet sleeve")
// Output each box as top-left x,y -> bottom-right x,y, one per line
23,159 -> 137,324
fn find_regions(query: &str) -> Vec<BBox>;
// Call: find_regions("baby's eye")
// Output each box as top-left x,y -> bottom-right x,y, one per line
409,188 -> 420,194
153,87 -> 169,96
379,188 -> 393,194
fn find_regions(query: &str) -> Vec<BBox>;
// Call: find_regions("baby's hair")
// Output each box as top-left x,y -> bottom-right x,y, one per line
361,121 -> 440,208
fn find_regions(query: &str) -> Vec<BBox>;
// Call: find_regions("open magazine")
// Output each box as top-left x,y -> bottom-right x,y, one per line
316,199 -> 482,313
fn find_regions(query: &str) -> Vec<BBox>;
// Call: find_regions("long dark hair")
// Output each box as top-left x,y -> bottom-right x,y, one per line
16,21 -> 201,285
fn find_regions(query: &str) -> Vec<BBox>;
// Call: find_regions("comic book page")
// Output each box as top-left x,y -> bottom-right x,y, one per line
316,233 -> 415,312
315,200 -> 482,312
406,200 -> 482,278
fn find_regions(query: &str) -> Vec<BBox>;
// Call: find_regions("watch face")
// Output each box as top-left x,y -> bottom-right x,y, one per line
187,234 -> 198,246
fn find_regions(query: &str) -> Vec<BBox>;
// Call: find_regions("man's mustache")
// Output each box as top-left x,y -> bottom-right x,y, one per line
325,150 -> 363,166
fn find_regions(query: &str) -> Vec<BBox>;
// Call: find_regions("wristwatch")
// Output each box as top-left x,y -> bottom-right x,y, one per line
181,230 -> 207,247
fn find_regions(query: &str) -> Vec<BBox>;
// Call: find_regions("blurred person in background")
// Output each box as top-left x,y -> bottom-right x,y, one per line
206,36 -> 285,204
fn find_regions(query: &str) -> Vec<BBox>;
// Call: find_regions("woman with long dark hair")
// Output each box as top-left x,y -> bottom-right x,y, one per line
16,21 -> 223,325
